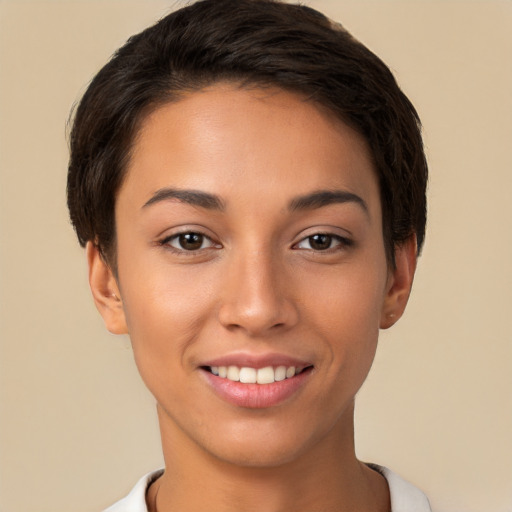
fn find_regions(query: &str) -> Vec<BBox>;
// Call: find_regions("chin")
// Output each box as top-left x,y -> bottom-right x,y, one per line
211,439 -> 308,469
201,418 -> 328,469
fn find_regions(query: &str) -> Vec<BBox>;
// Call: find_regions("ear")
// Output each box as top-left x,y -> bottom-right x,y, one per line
86,241 -> 128,335
380,236 -> 418,329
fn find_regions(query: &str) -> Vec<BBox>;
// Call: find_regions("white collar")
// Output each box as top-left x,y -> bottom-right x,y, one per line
103,464 -> 431,512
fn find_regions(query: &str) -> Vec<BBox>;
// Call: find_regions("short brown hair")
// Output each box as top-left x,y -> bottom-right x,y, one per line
67,0 -> 428,266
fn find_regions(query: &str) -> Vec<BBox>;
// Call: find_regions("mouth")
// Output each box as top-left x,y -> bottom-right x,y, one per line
200,361 -> 314,408
202,364 -> 312,384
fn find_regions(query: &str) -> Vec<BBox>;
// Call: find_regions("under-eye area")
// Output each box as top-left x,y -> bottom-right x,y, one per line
202,365 -> 314,384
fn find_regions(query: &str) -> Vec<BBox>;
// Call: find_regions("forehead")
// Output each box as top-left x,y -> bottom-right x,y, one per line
121,84 -> 379,215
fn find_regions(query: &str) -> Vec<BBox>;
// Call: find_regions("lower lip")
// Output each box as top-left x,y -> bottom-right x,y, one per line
202,368 -> 312,409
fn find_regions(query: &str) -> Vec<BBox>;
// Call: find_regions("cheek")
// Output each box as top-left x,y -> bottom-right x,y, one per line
116,251 -> 219,370
305,260 -> 387,376
308,258 -> 387,331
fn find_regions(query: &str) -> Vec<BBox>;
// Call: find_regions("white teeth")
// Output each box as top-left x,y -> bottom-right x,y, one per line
256,366 -> 274,384
227,366 -> 240,381
274,365 -> 287,381
211,365 -> 301,384
239,367 -> 257,383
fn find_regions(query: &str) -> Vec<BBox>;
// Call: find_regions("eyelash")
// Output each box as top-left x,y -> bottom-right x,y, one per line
158,231 -> 353,255
293,233 -> 353,252
159,231 -> 220,254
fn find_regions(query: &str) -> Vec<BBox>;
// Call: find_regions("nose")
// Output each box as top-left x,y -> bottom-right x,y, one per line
217,248 -> 299,336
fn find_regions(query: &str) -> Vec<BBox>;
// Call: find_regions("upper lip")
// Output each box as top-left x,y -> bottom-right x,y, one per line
200,352 -> 313,369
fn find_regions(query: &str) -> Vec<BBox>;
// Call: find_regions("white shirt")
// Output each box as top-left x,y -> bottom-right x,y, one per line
103,464 -> 431,512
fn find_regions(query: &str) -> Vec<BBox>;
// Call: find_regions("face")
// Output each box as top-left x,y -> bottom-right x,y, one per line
89,84 -> 415,468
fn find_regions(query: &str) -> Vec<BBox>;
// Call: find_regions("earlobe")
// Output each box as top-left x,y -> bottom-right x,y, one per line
86,241 -> 128,335
380,236 -> 418,329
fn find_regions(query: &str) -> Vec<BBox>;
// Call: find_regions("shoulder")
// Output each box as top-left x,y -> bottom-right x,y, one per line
367,463 -> 432,512
102,469 -> 163,512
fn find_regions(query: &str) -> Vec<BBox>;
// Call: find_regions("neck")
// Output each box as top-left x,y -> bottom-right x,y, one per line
148,402 -> 389,512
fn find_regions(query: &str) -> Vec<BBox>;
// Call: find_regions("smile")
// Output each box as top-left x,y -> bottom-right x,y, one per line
201,361 -> 313,408
207,365 -> 306,384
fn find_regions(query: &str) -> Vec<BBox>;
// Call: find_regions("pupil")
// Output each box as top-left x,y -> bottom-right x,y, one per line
310,234 -> 331,250
179,233 -> 203,250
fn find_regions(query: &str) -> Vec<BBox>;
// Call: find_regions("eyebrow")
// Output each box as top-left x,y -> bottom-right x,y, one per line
142,188 -> 225,210
288,190 -> 368,214
142,187 -> 367,215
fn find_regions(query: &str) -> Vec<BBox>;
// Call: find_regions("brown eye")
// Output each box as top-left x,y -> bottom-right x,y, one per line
178,233 -> 204,250
164,232 -> 216,251
295,233 -> 351,252
308,234 -> 332,250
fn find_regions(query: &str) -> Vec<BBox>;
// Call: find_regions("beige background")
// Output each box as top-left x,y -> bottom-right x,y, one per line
0,1 -> 511,511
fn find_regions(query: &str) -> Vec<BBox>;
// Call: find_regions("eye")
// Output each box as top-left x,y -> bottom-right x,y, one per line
295,233 -> 350,251
162,232 -> 217,252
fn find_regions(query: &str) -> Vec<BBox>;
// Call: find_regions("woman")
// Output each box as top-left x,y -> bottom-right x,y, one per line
67,0 -> 429,510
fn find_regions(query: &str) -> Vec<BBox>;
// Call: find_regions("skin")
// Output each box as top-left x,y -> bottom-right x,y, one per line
88,84 -> 416,512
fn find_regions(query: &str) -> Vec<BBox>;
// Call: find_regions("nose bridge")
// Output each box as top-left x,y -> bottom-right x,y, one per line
218,242 -> 297,335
